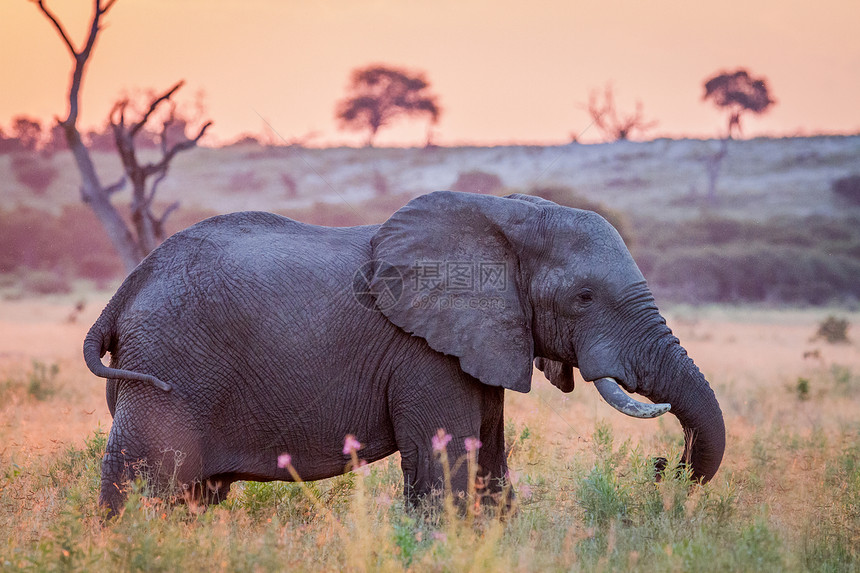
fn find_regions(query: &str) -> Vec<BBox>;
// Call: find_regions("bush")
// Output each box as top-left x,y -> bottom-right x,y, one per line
20,269 -> 72,295
795,377 -> 810,401
644,244 -> 860,305
11,153 -> 58,195
833,174 -> 860,206
816,316 -> 850,343
227,169 -> 267,193
0,205 -> 123,279
635,214 -> 860,252
450,170 -> 503,195
0,204 -> 216,284
26,360 -> 60,400
633,214 -> 860,305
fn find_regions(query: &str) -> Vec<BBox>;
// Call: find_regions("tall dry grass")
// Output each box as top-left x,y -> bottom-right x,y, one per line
1,295 -> 859,571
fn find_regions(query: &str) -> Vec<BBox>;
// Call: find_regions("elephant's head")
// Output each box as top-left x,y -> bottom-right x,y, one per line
370,191 -> 725,482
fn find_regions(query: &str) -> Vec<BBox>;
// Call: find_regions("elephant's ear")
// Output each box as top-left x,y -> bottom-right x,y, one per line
534,358 -> 575,393
504,193 -> 559,207
370,191 -> 539,393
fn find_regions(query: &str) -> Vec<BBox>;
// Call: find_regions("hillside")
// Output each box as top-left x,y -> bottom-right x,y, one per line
3,136 -> 859,221
2,136 -> 859,305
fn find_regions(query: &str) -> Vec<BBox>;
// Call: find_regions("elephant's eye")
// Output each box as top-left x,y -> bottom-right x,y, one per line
576,289 -> 594,305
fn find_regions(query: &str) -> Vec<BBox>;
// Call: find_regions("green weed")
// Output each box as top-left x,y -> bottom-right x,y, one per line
796,377 -> 811,401
0,359 -> 60,402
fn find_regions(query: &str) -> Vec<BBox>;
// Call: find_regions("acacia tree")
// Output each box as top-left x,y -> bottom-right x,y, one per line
699,68 -> 775,205
336,65 -> 440,147
33,0 -> 210,272
584,84 -> 657,142
703,68 -> 774,139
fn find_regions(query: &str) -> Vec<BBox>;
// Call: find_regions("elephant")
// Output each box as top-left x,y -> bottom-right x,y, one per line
84,191 -> 725,516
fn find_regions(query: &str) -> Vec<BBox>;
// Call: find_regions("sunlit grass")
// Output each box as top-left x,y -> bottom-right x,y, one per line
1,306 -> 859,571
2,416 -> 859,571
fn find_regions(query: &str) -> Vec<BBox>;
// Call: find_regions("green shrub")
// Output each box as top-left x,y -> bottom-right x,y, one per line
26,360 -> 59,400
795,377 -> 810,401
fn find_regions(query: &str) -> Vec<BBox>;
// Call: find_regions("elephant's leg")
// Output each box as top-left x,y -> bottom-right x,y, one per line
398,427 -> 476,507
99,393 -> 207,516
476,385 -> 513,509
100,431 -> 139,518
391,364 -> 505,507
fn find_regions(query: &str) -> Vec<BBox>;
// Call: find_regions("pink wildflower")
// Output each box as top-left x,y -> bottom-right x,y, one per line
431,531 -> 447,542
277,453 -> 292,468
432,429 -> 453,452
519,483 -> 533,500
343,434 -> 362,455
464,437 -> 482,452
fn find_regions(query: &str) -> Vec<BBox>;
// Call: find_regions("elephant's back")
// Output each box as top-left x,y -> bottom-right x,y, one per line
108,211 -> 391,390
124,212 -> 377,296
162,211 -> 376,266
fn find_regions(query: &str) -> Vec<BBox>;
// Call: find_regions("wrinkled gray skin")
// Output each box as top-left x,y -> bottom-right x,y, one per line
85,191 -> 725,516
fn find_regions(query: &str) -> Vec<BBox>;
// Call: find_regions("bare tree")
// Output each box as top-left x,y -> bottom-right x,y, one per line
110,81 -> 211,255
336,65 -> 440,147
33,0 -> 210,272
703,68 -> 775,139
701,138 -> 729,206
584,84 -> 658,142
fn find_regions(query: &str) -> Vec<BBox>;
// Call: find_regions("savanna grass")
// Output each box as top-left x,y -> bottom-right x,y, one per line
2,372 -> 860,571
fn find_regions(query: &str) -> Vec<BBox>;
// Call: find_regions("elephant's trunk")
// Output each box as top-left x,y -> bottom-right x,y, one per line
641,341 -> 725,483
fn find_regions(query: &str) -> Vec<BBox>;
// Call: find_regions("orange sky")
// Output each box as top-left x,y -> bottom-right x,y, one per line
2,0 -> 859,146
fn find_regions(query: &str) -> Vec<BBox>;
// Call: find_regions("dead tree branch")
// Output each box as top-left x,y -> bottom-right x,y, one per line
34,0 -> 210,272
585,84 -> 658,142
110,83 -> 212,253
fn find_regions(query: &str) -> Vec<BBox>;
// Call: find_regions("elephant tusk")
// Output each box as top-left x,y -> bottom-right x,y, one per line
592,377 -> 671,419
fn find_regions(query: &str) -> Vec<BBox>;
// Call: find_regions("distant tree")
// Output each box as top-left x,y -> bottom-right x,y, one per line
11,116 -> 43,151
336,65 -> 440,147
584,84 -> 657,142
42,122 -> 69,154
84,125 -> 117,152
698,68 -> 775,206
33,0 -> 211,272
0,127 -> 22,154
703,68 -> 775,139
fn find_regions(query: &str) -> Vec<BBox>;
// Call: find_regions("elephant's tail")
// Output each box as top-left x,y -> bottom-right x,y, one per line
83,311 -> 172,392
